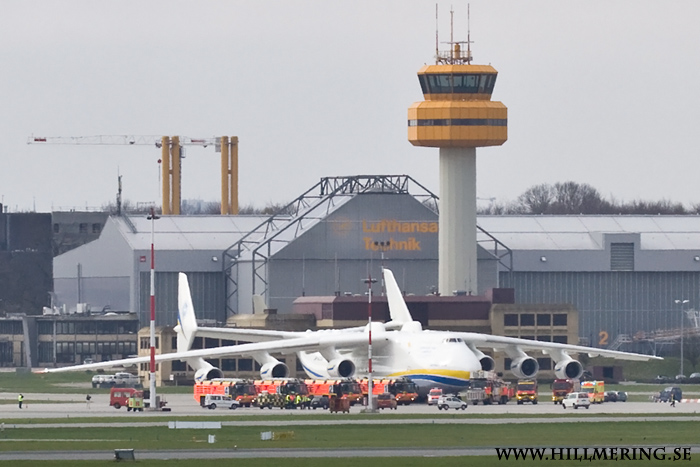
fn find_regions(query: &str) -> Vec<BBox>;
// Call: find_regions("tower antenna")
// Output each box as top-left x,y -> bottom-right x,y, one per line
466,4 -> 472,64
435,4 -> 439,59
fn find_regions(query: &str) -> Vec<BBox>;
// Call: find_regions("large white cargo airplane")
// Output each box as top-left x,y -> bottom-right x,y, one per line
42,269 -> 661,395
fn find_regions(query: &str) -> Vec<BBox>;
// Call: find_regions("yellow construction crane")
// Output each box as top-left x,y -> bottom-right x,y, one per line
27,135 -> 239,215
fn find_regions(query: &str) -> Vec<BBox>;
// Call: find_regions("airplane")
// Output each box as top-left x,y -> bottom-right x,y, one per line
41,269 -> 661,396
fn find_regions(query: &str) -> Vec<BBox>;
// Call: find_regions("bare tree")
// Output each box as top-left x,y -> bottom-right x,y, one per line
516,183 -> 554,214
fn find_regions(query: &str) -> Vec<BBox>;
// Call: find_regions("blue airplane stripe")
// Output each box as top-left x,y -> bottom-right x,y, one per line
408,374 -> 471,387
303,365 -> 325,378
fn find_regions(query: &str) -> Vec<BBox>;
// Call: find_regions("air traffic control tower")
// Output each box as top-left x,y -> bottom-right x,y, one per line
408,23 -> 507,296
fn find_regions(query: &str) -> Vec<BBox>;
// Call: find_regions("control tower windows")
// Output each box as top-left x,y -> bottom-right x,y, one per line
419,74 -> 497,95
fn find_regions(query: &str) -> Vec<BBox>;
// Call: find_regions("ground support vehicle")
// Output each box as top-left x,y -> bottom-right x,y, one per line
562,392 -> 590,409
194,378 -> 257,407
310,395 -> 329,410
437,395 -> 467,410
110,387 -> 143,410
329,396 -> 350,413
465,372 -> 514,405
359,377 -> 419,405
203,394 -> 240,410
376,393 -> 398,410
128,393 -> 144,412
604,391 -> 618,402
580,380 -> 605,404
304,378 -> 363,405
253,379 -> 309,409
655,386 -> 682,403
427,388 -> 443,405
551,378 -> 579,404
516,380 -> 538,405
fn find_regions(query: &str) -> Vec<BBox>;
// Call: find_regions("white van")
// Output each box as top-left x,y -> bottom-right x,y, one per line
203,394 -> 240,410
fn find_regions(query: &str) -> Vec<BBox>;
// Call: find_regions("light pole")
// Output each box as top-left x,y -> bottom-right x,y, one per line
147,208 -> 160,410
363,272 -> 377,412
674,299 -> 689,377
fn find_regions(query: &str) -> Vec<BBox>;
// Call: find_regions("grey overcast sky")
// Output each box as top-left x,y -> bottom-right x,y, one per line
2,1 -> 699,213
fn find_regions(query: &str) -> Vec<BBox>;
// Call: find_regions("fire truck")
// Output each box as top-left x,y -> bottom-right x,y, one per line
580,380 -> 605,404
551,379 -> 580,404
358,377 -> 419,405
305,379 -> 363,405
193,378 -> 258,407
464,371 -> 514,405
515,380 -> 538,404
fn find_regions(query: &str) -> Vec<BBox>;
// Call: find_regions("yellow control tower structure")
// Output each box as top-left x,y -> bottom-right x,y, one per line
408,12 -> 507,295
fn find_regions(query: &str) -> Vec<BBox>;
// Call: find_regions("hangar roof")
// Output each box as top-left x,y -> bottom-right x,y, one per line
115,214 -> 277,251
476,215 -> 700,251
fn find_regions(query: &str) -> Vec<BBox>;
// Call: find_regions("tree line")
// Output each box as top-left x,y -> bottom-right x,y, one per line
479,181 -> 699,215
104,181 -> 698,216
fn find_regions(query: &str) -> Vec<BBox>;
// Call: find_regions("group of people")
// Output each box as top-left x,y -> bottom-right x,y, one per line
284,393 -> 311,409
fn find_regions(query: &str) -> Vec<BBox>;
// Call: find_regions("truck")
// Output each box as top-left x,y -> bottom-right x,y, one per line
465,371 -> 514,405
305,379 -> 364,405
515,380 -> 538,404
551,378 -> 579,404
580,380 -> 605,404
358,377 -> 419,405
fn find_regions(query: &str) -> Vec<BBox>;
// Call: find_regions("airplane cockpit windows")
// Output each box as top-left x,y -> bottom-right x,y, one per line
443,337 -> 464,344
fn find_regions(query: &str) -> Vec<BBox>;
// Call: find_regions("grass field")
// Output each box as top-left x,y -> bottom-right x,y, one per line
0,420 -> 697,452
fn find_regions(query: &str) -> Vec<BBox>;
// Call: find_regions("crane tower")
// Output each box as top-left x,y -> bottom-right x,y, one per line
408,9 -> 507,295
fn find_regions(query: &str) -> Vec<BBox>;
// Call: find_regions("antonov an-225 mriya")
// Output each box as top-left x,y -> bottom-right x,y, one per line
42,269 -> 660,396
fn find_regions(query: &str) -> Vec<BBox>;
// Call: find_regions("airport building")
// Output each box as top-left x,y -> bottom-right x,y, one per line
3,175 -> 698,378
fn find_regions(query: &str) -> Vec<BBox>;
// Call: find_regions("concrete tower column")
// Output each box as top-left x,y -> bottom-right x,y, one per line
439,147 -> 477,295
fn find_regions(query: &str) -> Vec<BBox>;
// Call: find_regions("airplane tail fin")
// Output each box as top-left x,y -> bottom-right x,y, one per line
383,268 -> 413,324
176,272 -> 198,353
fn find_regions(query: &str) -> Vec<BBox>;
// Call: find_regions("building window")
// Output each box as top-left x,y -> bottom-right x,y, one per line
553,335 -> 568,344
520,314 -> 535,326
553,314 -> 567,326
504,314 -> 518,326
91,223 -> 101,234
53,223 -> 60,233
238,358 -> 253,371
536,335 -> 551,342
536,314 -> 551,326
79,223 -> 88,234
172,360 -> 187,371
222,359 -> 236,371
537,357 -> 552,370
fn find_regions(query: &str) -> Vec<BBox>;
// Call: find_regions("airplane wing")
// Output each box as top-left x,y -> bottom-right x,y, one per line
457,332 -> 661,361
192,325 -> 367,342
40,331 -> 385,374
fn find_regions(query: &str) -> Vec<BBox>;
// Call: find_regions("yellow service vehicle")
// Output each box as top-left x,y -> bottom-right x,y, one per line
516,380 -> 538,405
580,380 -> 605,404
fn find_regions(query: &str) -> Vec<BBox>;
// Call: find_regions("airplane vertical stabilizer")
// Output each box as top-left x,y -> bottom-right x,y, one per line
383,268 -> 413,324
176,272 -> 198,353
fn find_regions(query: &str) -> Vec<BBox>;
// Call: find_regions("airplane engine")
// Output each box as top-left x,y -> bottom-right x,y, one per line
193,363 -> 224,382
510,356 -> 539,379
554,358 -> 584,380
260,361 -> 289,379
326,358 -> 356,378
479,355 -> 496,372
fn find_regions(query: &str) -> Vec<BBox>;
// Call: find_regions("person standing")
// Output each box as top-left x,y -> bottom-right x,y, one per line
18,394 -> 23,409
86,394 -> 92,409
